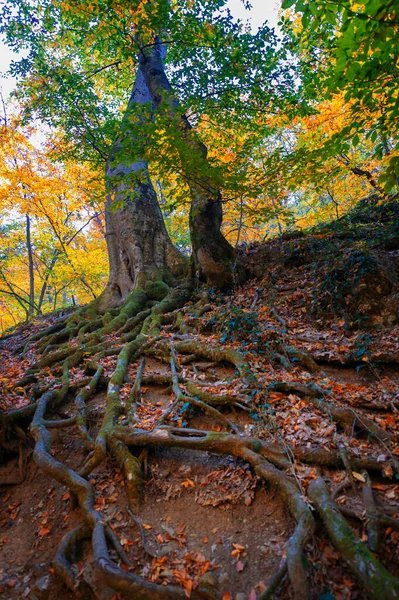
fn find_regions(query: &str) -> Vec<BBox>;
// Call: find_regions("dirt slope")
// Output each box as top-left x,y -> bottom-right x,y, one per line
1,198 -> 399,600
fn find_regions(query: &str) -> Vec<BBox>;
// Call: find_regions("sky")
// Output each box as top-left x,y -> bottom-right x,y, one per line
0,0 -> 281,100
228,0 -> 280,30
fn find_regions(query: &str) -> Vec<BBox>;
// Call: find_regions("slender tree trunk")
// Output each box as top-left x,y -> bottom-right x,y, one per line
139,39 -> 238,289
26,214 -> 35,319
98,66 -> 186,311
37,249 -> 60,314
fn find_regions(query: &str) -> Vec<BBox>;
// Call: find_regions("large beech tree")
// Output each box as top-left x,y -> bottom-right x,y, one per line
1,0 -> 286,303
100,59 -> 187,310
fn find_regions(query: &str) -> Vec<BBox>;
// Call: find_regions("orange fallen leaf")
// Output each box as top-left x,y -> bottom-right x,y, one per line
181,479 -> 195,488
183,578 -> 193,598
38,527 -> 51,537
232,543 -> 245,551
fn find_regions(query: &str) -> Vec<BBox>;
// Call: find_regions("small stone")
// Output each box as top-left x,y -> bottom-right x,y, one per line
236,594 -> 246,600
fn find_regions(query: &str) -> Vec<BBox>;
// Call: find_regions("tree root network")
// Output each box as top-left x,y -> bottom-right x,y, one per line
1,283 -> 399,599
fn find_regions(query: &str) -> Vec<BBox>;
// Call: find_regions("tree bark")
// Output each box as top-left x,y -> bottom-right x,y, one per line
26,214 -> 35,319
139,39 -> 237,289
37,249 -> 61,314
98,66 -> 187,311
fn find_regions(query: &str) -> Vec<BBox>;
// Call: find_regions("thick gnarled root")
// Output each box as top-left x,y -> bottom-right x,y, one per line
308,477 -> 399,600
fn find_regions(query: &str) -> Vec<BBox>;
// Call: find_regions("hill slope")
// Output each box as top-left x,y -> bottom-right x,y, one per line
1,197 -> 399,600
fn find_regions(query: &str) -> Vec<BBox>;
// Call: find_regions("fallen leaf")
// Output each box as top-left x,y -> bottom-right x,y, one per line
352,472 -> 366,483
236,560 -> 245,572
232,543 -> 245,551
181,479 -> 195,488
183,579 -> 193,598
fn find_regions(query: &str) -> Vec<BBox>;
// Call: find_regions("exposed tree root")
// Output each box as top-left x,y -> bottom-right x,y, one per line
2,286 -> 399,600
167,339 -> 253,381
53,524 -> 92,592
169,347 -> 240,432
308,477 -> 399,600
128,357 -> 145,406
269,380 -> 394,443
185,381 -> 250,410
115,426 -> 315,598
361,470 -> 382,552
258,559 -> 288,599
75,364 -> 103,451
279,345 -> 321,373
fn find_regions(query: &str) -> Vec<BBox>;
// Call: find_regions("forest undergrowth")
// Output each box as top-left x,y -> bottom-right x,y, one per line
1,198 -> 399,600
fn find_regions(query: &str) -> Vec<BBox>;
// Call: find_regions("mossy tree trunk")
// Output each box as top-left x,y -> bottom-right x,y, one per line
98,66 -> 187,312
138,39 -> 237,289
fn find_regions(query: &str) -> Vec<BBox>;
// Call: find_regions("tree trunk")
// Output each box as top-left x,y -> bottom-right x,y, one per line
98,66 -> 187,312
37,249 -> 60,315
26,214 -> 35,319
139,39 -> 237,289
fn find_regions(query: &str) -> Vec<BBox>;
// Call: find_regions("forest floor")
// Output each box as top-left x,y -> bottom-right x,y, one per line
1,197 -> 399,600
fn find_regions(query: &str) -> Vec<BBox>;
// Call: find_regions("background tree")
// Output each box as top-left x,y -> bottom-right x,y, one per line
280,0 -> 399,192
0,107 -> 108,330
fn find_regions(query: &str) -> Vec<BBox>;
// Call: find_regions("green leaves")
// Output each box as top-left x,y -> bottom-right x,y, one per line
282,0 -> 296,8
280,0 -> 399,195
